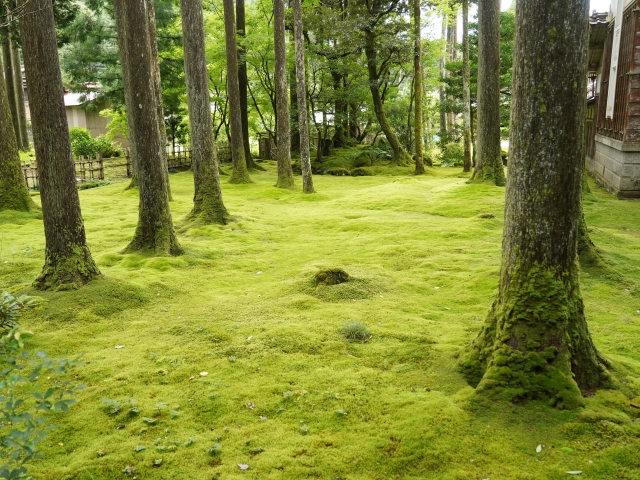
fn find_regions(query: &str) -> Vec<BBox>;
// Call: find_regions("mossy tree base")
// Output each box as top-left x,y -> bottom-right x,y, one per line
468,160 -> 505,186
458,264 -> 611,409
123,227 -> 182,257
228,166 -> 254,184
34,246 -> 102,291
0,183 -> 39,213
275,175 -> 295,189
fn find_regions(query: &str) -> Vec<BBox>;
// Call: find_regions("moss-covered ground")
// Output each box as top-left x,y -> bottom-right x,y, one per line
1,163 -> 639,479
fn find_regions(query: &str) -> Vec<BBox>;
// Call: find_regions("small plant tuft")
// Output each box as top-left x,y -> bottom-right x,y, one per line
340,322 -> 372,342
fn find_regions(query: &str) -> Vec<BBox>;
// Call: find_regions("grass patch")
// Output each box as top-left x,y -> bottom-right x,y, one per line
1,165 -> 639,479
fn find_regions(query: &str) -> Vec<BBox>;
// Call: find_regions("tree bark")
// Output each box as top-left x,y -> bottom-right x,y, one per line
117,0 -> 181,255
364,28 -> 412,165
413,0 -> 426,173
470,0 -> 504,185
290,65 -> 301,153
10,41 -> 29,151
223,0 -> 252,184
292,0 -> 314,193
181,0 -> 230,224
462,0 -> 472,172
1,35 -> 20,148
19,0 -> 100,289
458,0 -> 610,408
0,45 -> 35,212
439,15 -> 446,143
273,0 -> 295,188
446,7 -> 457,134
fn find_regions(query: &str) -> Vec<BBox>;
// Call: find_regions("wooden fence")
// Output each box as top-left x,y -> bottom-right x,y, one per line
21,144 -> 233,190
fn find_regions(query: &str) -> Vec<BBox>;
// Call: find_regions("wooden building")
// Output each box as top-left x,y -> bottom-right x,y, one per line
587,1 -> 640,198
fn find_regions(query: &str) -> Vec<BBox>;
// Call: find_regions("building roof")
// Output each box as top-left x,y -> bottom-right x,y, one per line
588,11 -> 610,70
64,91 -> 100,107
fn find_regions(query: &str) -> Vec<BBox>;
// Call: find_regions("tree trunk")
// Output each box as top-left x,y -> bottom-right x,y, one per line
0,45 -> 35,212
446,9 -> 457,134
181,0 -> 230,224
458,0 -> 610,408
236,0 -> 263,170
462,0 -> 472,172
273,0 -> 295,188
19,0 -> 100,289
290,65 -> 301,153
364,28 -> 411,165
413,0 -> 426,173
223,0 -> 252,184
331,71 -> 347,148
10,42 -> 29,151
1,36 -> 20,148
292,0 -> 314,193
113,0 -> 139,189
471,0 -> 504,185
439,16 -> 447,143
117,0 -> 181,255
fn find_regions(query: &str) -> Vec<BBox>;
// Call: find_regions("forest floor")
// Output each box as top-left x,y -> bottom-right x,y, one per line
1,163 -> 640,480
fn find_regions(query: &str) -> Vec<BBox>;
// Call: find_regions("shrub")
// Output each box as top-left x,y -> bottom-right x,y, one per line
440,142 -> 465,167
352,152 -> 372,168
69,127 -> 96,158
326,168 -> 351,177
0,292 -> 36,331
350,167 -> 372,177
340,322 -> 372,342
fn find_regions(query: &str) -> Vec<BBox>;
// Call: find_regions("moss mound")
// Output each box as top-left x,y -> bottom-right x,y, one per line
299,267 -> 389,302
352,152 -> 373,168
314,268 -> 350,286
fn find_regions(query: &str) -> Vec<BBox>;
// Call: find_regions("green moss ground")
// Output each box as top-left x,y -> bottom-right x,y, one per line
1,163 -> 639,479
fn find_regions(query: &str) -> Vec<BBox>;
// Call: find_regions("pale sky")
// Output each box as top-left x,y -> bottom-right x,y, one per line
501,0 -> 611,11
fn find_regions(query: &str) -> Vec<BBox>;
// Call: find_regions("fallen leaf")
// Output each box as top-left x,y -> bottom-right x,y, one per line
238,464 -> 249,470
247,402 -> 255,410
134,446 -> 145,452
115,345 -> 124,349
200,372 -> 208,377
247,336 -> 253,341
153,458 -> 163,467
536,444 -> 542,453
189,375 -> 195,380
566,472 -> 582,475
58,442 -> 64,447
256,271 -> 262,275
259,416 -> 268,421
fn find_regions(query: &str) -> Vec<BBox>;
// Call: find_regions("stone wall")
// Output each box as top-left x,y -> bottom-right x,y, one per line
587,134 -> 640,198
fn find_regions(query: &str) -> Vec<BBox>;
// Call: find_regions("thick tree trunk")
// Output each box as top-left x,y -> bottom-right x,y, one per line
118,0 -> 181,255
0,48 -> 35,212
446,9 -> 457,134
292,0 -> 314,193
19,0 -> 100,289
181,0 -> 230,224
1,36 -> 20,148
223,0 -> 252,184
413,0 -> 426,173
236,0 -> 263,170
331,71 -> 347,148
10,42 -> 29,151
458,0 -> 610,408
470,0 -> 505,185
273,0 -> 295,188
462,0 -> 472,172
364,28 -> 411,165
113,0 -> 139,189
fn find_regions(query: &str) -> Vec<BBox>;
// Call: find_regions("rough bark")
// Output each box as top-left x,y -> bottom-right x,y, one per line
118,0 -> 181,255
223,0 -> 252,184
1,36 -> 20,147
292,0 -> 314,193
19,0 -> 100,289
273,0 -> 295,188
413,0 -> 426,173
462,0 -> 472,172
446,8 -> 457,133
181,0 -> 230,224
439,16 -> 446,142
236,0 -> 263,170
290,66 -> 301,153
470,0 -> 505,185
458,0 -> 610,408
364,28 -> 412,165
0,47 -> 36,212
10,41 -> 29,151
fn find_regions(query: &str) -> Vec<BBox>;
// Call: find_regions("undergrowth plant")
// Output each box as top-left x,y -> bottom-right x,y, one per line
0,293 -> 82,479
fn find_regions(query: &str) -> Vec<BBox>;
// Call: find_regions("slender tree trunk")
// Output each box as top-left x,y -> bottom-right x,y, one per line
0,46 -> 35,212
290,66 -> 301,153
19,0 -> 100,289
364,28 -> 411,165
413,0 -> 426,173
462,0 -> 472,172
292,0 -> 314,193
439,16 -> 447,143
471,0 -> 505,185
117,0 -> 181,255
331,71 -> 347,148
10,42 -> 29,151
223,0 -> 252,184
236,0 -> 263,170
113,0 -> 139,189
1,36 -> 20,147
446,8 -> 457,134
181,0 -> 230,224
273,0 -> 295,188
458,0 -> 610,408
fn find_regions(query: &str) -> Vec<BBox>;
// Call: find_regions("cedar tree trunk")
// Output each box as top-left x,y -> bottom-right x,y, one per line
273,0 -> 295,188
413,0 -> 426,173
19,0 -> 100,289
462,0 -> 472,172
223,0 -> 252,184
118,0 -> 181,255
1,36 -> 20,147
470,0 -> 504,185
439,16 -> 446,142
181,0 -> 230,224
10,41 -> 29,151
0,48 -> 35,212
458,0 -> 610,408
292,0 -> 315,193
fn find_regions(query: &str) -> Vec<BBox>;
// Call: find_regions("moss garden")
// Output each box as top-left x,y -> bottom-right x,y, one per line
1,162 -> 639,480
